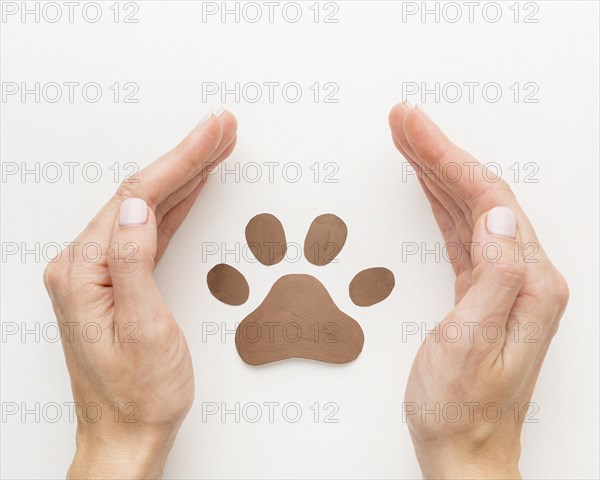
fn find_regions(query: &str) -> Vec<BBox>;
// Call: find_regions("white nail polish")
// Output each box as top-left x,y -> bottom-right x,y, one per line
416,103 -> 430,118
197,111 -> 213,127
214,107 -> 226,116
119,198 -> 148,226
486,206 -> 516,239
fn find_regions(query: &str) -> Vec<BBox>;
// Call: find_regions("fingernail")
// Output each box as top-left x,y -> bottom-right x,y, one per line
214,107 -> 226,116
486,206 -> 516,239
119,198 -> 148,226
197,111 -> 213,127
404,100 -> 414,109
416,103 -> 430,118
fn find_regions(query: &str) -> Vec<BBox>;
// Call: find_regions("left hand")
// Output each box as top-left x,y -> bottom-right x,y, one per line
43,110 -> 238,479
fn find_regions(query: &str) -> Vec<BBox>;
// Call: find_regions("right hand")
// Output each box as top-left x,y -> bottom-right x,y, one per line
389,102 -> 569,479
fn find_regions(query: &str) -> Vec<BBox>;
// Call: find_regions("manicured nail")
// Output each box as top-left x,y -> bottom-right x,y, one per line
486,206 -> 516,239
404,100 -> 414,109
416,103 -> 430,118
214,107 -> 226,116
197,111 -> 213,127
119,198 -> 148,226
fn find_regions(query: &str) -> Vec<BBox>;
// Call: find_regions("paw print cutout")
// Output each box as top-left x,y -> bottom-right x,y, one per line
207,213 -> 395,366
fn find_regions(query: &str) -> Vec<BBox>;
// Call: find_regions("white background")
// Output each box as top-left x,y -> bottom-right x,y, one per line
1,1 -> 598,478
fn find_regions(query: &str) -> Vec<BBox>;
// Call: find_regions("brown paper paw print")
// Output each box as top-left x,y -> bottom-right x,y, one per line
207,213 -> 395,366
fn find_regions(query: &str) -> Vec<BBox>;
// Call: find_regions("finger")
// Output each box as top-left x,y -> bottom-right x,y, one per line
127,112 -> 227,207
81,111 -> 232,243
156,180 -> 206,262
155,131 -> 237,225
415,157 -> 475,248
392,129 -> 474,251
393,142 -> 473,299
455,207 -> 526,332
389,103 -> 472,226
210,135 -> 238,174
402,106 -> 491,205
155,173 -> 206,225
107,197 -> 168,325
154,134 -> 238,259
402,106 -> 544,251
391,103 -> 445,186
415,173 -> 473,297
154,137 -> 238,259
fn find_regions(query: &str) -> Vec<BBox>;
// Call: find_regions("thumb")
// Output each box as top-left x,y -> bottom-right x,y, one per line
108,197 -> 163,312
458,206 -> 526,323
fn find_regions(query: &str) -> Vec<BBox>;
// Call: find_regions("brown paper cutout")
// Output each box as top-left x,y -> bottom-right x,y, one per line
235,274 -> 364,365
245,213 -> 287,266
349,267 -> 395,307
304,214 -> 347,266
207,263 -> 249,306
207,213 -> 395,365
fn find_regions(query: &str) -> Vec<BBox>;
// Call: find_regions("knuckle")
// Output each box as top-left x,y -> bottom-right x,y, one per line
113,179 -> 156,215
151,316 -> 176,340
43,257 -> 71,294
525,268 -> 569,335
42,263 -> 58,291
115,179 -> 138,202
552,272 -> 570,309
530,268 -> 570,310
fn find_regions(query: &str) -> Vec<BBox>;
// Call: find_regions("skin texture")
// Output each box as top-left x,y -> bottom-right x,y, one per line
43,111 -> 238,478
389,103 -> 569,479
43,104 -> 568,479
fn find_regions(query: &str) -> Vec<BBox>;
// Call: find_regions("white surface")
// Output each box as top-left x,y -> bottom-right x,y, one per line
1,1 -> 598,478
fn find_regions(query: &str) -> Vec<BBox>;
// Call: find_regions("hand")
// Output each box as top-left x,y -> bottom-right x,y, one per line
389,103 -> 569,479
43,110 -> 238,479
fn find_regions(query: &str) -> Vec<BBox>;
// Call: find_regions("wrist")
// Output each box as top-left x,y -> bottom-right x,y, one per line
419,456 -> 521,480
68,426 -> 178,479
413,439 -> 521,480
